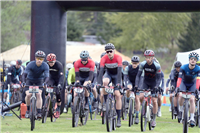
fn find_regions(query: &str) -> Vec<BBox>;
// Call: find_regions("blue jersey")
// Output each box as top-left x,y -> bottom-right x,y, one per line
178,64 -> 200,86
24,61 -> 49,80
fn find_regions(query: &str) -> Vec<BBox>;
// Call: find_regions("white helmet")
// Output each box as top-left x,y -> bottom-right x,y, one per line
66,63 -> 73,69
10,60 -> 16,66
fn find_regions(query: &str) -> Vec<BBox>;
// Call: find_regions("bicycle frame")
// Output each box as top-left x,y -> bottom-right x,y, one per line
143,90 -> 152,122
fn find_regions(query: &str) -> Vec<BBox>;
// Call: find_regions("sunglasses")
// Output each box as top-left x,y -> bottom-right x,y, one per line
106,50 -> 113,54
190,57 -> 197,61
81,58 -> 88,61
36,57 -> 44,61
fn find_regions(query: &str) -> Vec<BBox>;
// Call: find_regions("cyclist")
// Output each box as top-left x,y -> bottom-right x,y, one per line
176,52 -> 200,127
166,61 -> 182,114
74,50 -> 95,110
66,63 -> 73,85
22,50 -> 49,118
97,43 -> 122,127
4,60 -> 22,103
124,56 -> 140,124
46,53 -> 64,118
122,60 -> 129,88
135,50 -> 161,128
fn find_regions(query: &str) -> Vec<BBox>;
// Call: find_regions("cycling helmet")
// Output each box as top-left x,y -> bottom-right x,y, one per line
100,52 -> 106,58
174,61 -> 182,68
105,43 -> 115,50
10,61 -> 16,66
35,50 -> 46,58
95,61 -> 99,67
66,63 -> 73,69
122,60 -> 129,66
189,52 -> 199,61
80,50 -> 89,59
144,50 -> 155,56
16,59 -> 22,65
4,63 -> 10,68
46,53 -> 56,62
131,56 -> 140,62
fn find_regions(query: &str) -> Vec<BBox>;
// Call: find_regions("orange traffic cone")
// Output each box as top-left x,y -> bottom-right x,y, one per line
163,96 -> 167,104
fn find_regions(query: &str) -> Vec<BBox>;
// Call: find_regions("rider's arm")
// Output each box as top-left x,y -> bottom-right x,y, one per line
88,61 -> 95,81
58,62 -> 64,86
176,68 -> 183,88
123,66 -> 129,87
155,65 -> 162,88
43,63 -> 50,84
117,55 -> 122,84
74,61 -> 80,82
97,57 -> 106,85
166,78 -> 170,88
135,63 -> 143,87
161,71 -> 164,90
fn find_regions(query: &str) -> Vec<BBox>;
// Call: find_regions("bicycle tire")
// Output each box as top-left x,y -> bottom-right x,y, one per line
141,101 -> 147,132
121,96 -> 125,120
72,96 -> 80,127
183,100 -> 189,133
93,109 -> 97,120
149,107 -> 153,131
102,111 -> 106,124
129,98 -> 133,127
30,98 -> 36,131
42,96 -> 50,123
80,106 -> 89,125
198,101 -> 200,128
112,117 -> 116,130
171,96 -> 174,120
106,98 -> 113,132
49,101 -> 53,122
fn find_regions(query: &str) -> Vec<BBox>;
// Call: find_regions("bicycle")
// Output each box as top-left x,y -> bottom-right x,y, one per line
128,88 -> 136,127
140,89 -> 153,132
195,93 -> 200,128
175,88 -> 194,133
42,86 -> 57,123
121,88 -> 128,120
88,88 -> 97,120
10,84 -> 21,105
26,85 -> 43,131
72,85 -> 89,127
101,85 -> 117,132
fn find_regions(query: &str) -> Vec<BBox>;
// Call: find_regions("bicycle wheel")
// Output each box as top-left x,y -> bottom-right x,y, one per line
149,107 -> 153,131
106,98 -> 113,132
183,100 -> 189,133
112,117 -> 116,131
141,101 -> 147,132
198,101 -> 200,128
121,96 -> 125,120
49,101 -> 53,122
93,109 -> 98,120
80,105 -> 89,125
30,98 -> 36,131
42,96 -> 50,123
129,98 -> 134,127
171,96 -> 174,120
72,96 -> 80,127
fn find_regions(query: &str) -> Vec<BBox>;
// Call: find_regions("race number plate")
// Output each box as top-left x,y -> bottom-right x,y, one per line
46,87 -> 54,93
74,87 -> 83,93
29,86 -> 39,93
105,86 -> 114,94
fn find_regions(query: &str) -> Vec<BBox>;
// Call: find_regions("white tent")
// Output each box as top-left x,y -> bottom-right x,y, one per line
176,48 -> 200,65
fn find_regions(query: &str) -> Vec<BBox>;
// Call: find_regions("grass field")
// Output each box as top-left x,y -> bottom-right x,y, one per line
1,106 -> 199,133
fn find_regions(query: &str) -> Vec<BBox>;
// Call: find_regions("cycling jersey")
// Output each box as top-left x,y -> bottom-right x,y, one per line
97,54 -> 122,85
176,64 -> 200,91
7,65 -> 21,84
67,67 -> 75,85
48,60 -> 64,86
135,60 -> 161,89
166,68 -> 179,88
24,61 -> 49,80
124,65 -> 139,87
74,59 -> 95,81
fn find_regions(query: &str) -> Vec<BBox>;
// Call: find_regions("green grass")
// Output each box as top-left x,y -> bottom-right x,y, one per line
1,106 -> 199,133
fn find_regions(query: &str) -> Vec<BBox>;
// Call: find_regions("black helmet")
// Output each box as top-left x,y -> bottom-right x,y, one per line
131,56 -> 140,62
100,52 -> 106,58
16,59 -> 22,65
122,60 -> 129,66
35,50 -> 46,58
174,61 -> 182,68
105,43 -> 115,50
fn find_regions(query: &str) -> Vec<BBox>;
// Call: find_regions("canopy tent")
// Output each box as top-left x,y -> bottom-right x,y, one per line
0,44 -> 131,64
176,48 -> 200,65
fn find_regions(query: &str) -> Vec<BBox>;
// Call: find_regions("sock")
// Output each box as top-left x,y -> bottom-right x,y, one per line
116,110 -> 121,120
153,114 -> 157,121
94,98 -> 97,102
104,95 -> 108,103
37,109 -> 41,113
57,105 -> 61,111
180,106 -> 183,112
136,111 -> 139,118
190,113 -> 194,121
158,106 -> 161,112
175,107 -> 178,112
85,97 -> 88,105
27,106 -> 30,111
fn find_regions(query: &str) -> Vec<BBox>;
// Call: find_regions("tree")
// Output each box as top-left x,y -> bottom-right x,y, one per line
1,1 -> 31,52
105,12 -> 191,51
67,11 -> 84,41
177,13 -> 200,52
